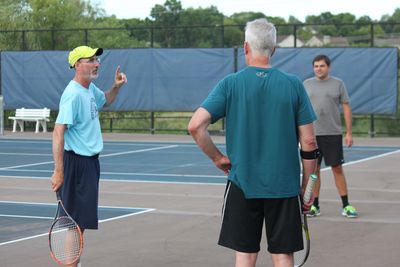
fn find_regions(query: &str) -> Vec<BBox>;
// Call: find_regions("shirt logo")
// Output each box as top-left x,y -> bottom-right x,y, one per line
90,98 -> 98,120
256,71 -> 268,78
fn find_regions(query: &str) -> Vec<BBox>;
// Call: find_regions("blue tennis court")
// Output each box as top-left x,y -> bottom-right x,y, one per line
0,139 -> 228,184
0,139 -> 398,183
0,136 -> 399,267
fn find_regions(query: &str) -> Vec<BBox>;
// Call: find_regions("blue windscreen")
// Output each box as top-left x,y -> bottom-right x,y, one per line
1,47 -> 397,114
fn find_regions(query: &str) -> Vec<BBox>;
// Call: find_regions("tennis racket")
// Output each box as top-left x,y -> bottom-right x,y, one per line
49,191 -> 83,266
294,173 -> 318,267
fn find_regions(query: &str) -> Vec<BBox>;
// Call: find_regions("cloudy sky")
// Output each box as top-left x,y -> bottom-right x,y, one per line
92,0 -> 399,21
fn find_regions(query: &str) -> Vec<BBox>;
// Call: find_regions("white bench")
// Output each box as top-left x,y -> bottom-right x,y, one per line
8,108 -> 51,133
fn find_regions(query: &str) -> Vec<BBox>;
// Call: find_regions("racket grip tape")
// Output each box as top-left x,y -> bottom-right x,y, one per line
303,174 -> 318,204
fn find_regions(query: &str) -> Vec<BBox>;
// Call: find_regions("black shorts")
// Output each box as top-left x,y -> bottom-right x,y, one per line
316,135 -> 345,166
61,150 -> 100,230
218,181 -> 303,254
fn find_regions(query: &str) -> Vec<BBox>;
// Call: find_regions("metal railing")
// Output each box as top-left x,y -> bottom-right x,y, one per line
1,22 -> 400,51
2,110 -> 399,137
0,95 -> 3,135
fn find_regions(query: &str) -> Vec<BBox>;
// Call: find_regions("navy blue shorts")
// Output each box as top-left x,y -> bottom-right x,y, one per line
61,150 -> 100,230
218,181 -> 303,254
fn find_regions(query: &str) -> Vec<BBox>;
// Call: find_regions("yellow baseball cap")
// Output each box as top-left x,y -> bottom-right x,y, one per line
68,46 -> 103,68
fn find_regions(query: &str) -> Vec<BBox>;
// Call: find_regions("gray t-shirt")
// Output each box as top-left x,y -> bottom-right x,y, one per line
303,76 -> 349,135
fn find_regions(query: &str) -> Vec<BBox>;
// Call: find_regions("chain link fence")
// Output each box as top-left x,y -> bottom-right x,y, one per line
0,23 -> 399,136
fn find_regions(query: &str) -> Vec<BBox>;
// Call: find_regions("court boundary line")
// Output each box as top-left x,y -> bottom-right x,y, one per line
0,144 -> 179,170
0,201 -> 155,247
320,148 -> 400,172
0,147 -> 398,186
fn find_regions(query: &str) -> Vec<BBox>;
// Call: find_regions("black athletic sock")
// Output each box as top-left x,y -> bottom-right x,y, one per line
313,197 -> 319,208
341,195 -> 349,208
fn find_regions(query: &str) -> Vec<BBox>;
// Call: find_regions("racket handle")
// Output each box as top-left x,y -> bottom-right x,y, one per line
303,174 -> 318,203
56,190 -> 61,200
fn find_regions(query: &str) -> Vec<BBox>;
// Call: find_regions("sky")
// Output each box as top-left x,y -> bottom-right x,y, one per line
92,0 -> 400,21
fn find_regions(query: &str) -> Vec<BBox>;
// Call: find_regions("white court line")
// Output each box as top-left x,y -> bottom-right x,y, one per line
319,198 -> 400,204
0,200 -> 56,205
0,146 -> 398,184
0,214 -> 53,220
0,174 -> 226,186
0,232 -> 50,246
306,216 -> 400,224
0,144 -> 179,170
101,171 -> 225,179
0,140 -> 51,144
0,169 -> 226,178
0,160 -> 54,170
320,148 -> 400,172
0,152 -> 52,156
0,202 -> 155,246
98,208 -> 155,223
152,209 -> 400,224
0,209 -> 154,223
100,144 -> 178,157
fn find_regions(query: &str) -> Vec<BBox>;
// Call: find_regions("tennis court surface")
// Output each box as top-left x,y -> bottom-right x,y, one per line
0,131 -> 399,267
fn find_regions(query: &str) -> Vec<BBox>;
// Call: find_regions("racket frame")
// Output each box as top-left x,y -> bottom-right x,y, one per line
294,173 -> 317,267
294,213 -> 311,267
49,192 -> 83,266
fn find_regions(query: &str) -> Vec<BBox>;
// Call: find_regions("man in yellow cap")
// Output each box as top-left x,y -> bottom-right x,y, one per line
50,45 -> 128,267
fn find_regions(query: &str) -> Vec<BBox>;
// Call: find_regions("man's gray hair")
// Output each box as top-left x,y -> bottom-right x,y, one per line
245,18 -> 276,57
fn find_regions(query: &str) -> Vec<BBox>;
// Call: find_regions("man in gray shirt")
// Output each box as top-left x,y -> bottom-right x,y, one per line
303,54 -> 358,218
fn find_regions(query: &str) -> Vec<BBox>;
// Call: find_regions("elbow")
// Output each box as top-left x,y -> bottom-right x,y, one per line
187,120 -> 200,136
304,136 -> 318,150
299,131 -> 318,150
188,107 -> 211,137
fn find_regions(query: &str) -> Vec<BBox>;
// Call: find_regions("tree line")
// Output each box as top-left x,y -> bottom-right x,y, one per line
1,0 -> 400,50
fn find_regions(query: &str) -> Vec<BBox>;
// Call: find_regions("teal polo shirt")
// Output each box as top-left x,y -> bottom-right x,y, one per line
201,67 -> 316,198
56,80 -> 106,156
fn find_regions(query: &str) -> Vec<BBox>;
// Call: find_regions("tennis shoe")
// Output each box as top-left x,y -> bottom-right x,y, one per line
307,205 -> 320,217
342,205 -> 358,218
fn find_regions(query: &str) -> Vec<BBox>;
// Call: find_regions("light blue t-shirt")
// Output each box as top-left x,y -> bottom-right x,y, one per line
56,80 -> 106,156
201,67 -> 316,199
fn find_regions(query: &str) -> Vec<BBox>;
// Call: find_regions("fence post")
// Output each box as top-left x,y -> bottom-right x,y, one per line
151,27 -> 154,48
84,29 -> 89,45
151,112 -> 155,134
22,30 -> 27,50
370,24 -> 374,47
369,114 -> 375,138
0,95 -> 3,135
51,29 -> 56,50
220,16 -> 224,48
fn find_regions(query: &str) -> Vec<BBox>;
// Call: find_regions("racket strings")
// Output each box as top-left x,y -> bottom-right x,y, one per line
50,217 -> 82,265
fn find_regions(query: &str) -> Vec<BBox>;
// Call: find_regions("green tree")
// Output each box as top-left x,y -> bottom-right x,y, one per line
20,0 -> 106,50
288,16 -> 302,24
381,8 -> 400,33
223,17 -> 244,48
0,0 -> 28,50
121,18 -> 152,47
150,0 -> 182,47
356,16 -> 372,25
85,16 -> 149,49
178,6 -> 225,47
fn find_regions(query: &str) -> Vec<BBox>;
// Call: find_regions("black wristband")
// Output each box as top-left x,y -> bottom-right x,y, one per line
300,148 -> 321,160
